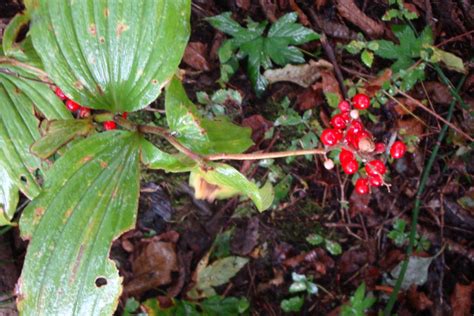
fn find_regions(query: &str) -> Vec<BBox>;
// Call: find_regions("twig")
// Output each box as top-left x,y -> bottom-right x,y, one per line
384,75 -> 466,315
206,149 -> 325,161
394,88 -> 473,142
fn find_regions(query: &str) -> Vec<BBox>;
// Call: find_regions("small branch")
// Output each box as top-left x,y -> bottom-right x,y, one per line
206,149 -> 326,161
394,89 -> 473,142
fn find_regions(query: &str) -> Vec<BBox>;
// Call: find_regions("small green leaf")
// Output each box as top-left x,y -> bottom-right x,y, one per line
190,163 -> 274,212
281,296 -> 304,313
345,40 -> 365,54
18,131 -> 141,315
289,281 -> 307,293
324,92 -> 341,108
361,49 -> 374,68
382,9 -> 401,21
429,46 -> 466,73
201,296 -> 250,315
306,233 -> 324,246
140,137 -> 196,173
324,239 -> 342,255
31,119 -> 94,159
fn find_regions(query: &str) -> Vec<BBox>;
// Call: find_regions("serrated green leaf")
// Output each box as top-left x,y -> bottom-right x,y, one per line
0,65 -> 72,199
139,137 -> 196,173
190,163 -> 274,212
18,131 -> 140,315
165,77 -> 253,154
0,163 -> 19,226
31,119 -> 94,159
208,12 -> 318,95
361,49 -> 374,67
28,0 -> 191,112
373,40 -> 399,60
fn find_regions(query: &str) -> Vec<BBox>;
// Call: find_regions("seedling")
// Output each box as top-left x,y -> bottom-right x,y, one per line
280,272 -> 318,313
340,283 -> 376,316
306,233 -> 342,256
387,219 -> 430,252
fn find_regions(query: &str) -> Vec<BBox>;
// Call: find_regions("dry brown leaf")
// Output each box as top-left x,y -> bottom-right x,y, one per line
393,97 -> 418,116
289,0 -> 310,26
408,286 -> 433,311
315,0 -> 328,10
125,240 -> 178,296
263,59 -> 333,87
396,118 -> 425,139
182,42 -> 210,71
242,114 -> 274,143
296,87 -> 323,111
364,68 -> 392,97
259,0 -> 278,22
320,69 -> 343,101
335,0 -> 384,37
423,82 -> 453,105
451,283 -> 473,316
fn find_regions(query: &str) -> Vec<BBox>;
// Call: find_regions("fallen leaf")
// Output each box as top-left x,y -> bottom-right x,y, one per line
392,97 -> 418,116
386,256 -> 433,290
231,217 -> 260,256
125,240 -> 178,296
296,87 -> 323,111
396,117 -> 425,139
259,0 -> 278,22
289,0 -> 310,26
451,282 -> 473,316
183,42 -> 211,71
335,0 -> 384,37
363,68 -> 392,97
408,286 -> 433,311
263,59 -> 333,87
242,114 -> 274,143
423,82 -> 453,104
320,69 -> 343,101
339,246 -> 369,275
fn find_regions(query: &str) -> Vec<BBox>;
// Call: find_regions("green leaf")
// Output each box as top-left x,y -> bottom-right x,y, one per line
306,233 -> 324,246
345,40 -> 365,54
201,296 -> 249,315
207,12 -> 318,95
191,256 -> 248,297
382,8 -> 401,21
139,137 -> 196,173
28,0 -> 191,112
0,163 -> 19,226
0,65 -> 72,199
324,239 -> 342,255
429,46 -> 466,74
165,77 -> 253,154
18,131 -> 141,315
190,163 -> 274,212
280,296 -> 304,313
372,40 -> 399,60
361,49 -> 374,68
31,119 -> 94,159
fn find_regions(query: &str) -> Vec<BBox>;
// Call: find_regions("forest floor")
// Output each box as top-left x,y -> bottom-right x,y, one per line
0,0 -> 473,315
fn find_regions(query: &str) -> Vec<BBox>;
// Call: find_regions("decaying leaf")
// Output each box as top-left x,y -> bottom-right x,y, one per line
451,282 -> 473,316
183,42 -> 211,71
263,59 -> 333,88
125,239 -> 178,296
386,256 -> 434,290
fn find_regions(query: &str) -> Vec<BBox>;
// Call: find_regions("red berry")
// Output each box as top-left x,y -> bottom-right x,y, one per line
78,106 -> 91,118
365,160 -> 386,176
352,93 -> 370,110
55,87 -> 67,100
369,174 -> 383,187
339,149 -> 355,165
375,143 -> 386,153
355,178 -> 369,195
349,120 -> 364,134
65,99 -> 80,112
342,159 -> 359,175
122,112 -> 128,119
103,121 -> 117,130
390,141 -> 406,159
321,128 -> 342,146
338,100 -> 351,112
330,114 -> 347,129
341,111 -> 351,123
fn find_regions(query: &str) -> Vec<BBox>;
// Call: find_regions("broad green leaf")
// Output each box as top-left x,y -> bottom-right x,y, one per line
267,13 -> 320,44
28,0 -> 191,112
31,119 -> 94,159
0,163 -> 19,226
361,49 -> 374,68
139,137 -> 196,173
165,77 -> 253,154
0,65 -> 71,198
191,256 -> 248,297
18,131 -> 141,316
201,296 -> 249,315
190,163 -> 274,212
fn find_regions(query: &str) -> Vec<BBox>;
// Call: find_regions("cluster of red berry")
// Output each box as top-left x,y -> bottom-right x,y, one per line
321,93 -> 407,195
54,86 -> 117,130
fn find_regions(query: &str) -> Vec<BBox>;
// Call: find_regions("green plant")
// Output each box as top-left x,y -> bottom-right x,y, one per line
382,0 -> 419,21
206,12 -> 319,96
387,219 -> 430,252
340,283 -> 376,316
280,272 -> 318,313
306,233 -> 342,256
